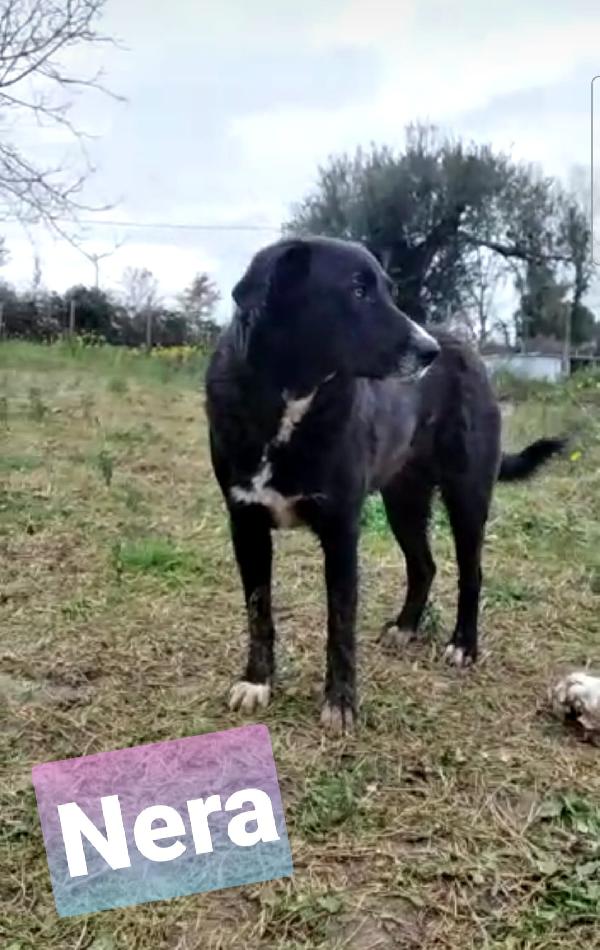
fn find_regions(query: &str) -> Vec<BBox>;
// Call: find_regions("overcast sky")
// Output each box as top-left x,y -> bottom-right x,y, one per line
1,0 -> 598,320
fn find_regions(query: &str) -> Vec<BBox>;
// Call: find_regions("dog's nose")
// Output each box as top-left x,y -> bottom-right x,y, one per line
411,324 -> 440,367
418,338 -> 440,367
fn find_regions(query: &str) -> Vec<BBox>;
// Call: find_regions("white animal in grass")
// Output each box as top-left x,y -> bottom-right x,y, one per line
551,672 -> 600,734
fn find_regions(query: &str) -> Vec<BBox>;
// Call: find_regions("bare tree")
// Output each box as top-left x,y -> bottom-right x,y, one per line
32,252 -> 43,293
0,235 -> 8,267
86,238 -> 125,287
177,272 -> 220,321
120,267 -> 160,317
0,0 -> 120,234
461,245 -> 508,347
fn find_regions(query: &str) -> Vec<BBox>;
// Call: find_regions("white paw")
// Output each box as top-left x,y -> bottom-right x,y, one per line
444,644 -> 473,669
320,702 -> 355,735
229,681 -> 271,714
551,672 -> 600,732
379,624 -> 416,652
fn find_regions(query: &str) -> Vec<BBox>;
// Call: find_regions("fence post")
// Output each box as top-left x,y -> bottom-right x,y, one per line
562,306 -> 572,377
145,310 -> 153,352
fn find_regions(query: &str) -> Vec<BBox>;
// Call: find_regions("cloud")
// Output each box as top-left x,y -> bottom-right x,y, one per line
229,4 -> 598,232
311,0 -> 417,49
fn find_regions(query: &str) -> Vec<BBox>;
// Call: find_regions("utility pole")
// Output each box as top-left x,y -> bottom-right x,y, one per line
0,302 -> 4,339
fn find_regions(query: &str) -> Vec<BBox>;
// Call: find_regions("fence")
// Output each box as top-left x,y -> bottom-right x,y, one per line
483,353 -> 565,382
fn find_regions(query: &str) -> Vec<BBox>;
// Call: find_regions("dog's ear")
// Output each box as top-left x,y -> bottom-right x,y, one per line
232,240 -> 311,313
232,273 -> 259,311
268,241 -> 311,301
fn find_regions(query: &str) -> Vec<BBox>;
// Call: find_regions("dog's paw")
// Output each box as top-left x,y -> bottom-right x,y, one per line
229,681 -> 271,714
551,672 -> 600,732
320,701 -> 355,736
444,643 -> 474,669
379,622 -> 416,653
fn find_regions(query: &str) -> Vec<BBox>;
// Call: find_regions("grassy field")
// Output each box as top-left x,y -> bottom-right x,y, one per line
1,340 -> 600,950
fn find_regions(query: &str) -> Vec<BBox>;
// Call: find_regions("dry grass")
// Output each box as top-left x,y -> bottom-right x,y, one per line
1,342 -> 600,950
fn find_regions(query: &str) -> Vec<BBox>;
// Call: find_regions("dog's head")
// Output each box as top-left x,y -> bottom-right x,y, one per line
232,236 -> 439,392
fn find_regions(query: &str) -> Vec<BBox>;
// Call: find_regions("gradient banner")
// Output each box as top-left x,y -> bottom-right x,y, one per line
32,724 -> 293,917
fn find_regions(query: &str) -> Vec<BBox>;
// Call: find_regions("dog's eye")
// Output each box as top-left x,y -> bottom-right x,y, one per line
353,285 -> 367,299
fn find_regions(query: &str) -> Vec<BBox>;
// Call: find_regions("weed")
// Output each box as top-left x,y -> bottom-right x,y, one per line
361,495 -> 389,536
107,376 -> 128,395
420,601 -> 444,635
484,577 -> 530,608
61,597 -> 95,621
260,888 -> 345,945
96,449 -> 114,486
118,483 -> 146,513
107,423 -> 155,446
296,759 -> 384,840
27,386 -> 47,421
80,392 -> 96,422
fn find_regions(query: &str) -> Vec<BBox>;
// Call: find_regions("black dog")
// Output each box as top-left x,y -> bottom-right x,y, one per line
205,236 -> 562,733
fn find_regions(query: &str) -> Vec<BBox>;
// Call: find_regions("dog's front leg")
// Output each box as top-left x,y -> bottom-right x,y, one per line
228,505 -> 275,714
318,517 -> 359,735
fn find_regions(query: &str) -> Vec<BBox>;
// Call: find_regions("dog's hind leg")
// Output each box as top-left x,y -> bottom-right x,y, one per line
228,505 -> 276,714
440,479 -> 490,668
379,470 -> 436,651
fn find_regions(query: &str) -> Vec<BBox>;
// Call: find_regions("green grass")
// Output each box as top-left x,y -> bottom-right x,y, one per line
1,343 -> 600,949
112,537 -> 202,576
296,758 -> 386,841
0,454 -> 43,472
0,338 -> 209,386
491,794 -> 600,942
360,494 -> 389,536
492,365 -> 600,407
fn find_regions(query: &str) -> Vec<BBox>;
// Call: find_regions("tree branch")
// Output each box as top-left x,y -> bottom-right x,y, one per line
459,231 -> 571,264
0,0 -> 120,242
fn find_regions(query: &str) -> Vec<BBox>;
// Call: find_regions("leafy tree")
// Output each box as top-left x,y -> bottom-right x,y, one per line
0,280 -> 63,339
63,285 -> 121,342
558,191 -> 595,346
287,125 -> 587,329
513,263 -> 570,345
512,175 -> 596,348
0,265 -> 226,346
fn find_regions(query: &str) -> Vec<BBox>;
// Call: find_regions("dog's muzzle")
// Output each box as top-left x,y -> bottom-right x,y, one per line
409,323 -> 440,370
392,322 -> 440,382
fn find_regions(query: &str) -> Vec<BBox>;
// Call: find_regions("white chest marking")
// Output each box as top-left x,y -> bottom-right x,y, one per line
230,390 -> 315,527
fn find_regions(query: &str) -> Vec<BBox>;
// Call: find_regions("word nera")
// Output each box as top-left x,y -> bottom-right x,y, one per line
57,787 -> 279,878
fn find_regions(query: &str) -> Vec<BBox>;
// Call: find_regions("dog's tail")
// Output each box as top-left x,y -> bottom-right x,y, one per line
498,437 -> 566,482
